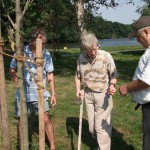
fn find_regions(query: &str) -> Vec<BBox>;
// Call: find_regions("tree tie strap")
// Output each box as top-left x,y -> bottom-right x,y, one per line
0,51 -> 45,65
0,51 -> 45,88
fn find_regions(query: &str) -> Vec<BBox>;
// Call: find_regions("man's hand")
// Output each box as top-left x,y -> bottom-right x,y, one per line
47,72 -> 56,107
50,95 -> 57,107
119,84 -> 128,96
14,75 -> 18,86
9,68 -> 18,86
108,84 -> 116,95
76,89 -> 83,98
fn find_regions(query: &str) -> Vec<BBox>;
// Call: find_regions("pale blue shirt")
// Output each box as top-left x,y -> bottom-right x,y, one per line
10,45 -> 54,102
131,46 -> 150,104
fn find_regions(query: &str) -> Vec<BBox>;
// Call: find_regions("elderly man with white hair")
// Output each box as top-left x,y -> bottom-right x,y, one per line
75,32 -> 118,150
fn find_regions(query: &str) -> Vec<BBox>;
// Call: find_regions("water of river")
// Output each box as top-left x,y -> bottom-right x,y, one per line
99,38 -> 139,47
50,38 -> 139,49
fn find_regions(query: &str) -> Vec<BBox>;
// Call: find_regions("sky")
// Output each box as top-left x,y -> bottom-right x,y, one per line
99,0 -> 145,24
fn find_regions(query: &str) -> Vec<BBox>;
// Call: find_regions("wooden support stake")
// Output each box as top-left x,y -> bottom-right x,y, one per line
36,39 -> 45,150
0,38 -> 10,150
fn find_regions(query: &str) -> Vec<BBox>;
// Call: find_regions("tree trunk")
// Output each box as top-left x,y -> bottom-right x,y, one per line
15,0 -> 29,149
36,39 -> 45,150
0,38 -> 10,150
74,0 -> 87,37
74,1 -> 87,149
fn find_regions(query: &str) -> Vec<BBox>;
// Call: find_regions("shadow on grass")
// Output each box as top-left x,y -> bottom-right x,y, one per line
66,117 -> 97,150
112,50 -> 144,82
115,59 -> 138,82
118,50 -> 144,56
111,128 -> 134,150
66,117 -> 134,150
15,114 -> 54,149
53,55 -> 78,77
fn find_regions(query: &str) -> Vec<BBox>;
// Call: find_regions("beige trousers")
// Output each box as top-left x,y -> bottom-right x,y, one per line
84,88 -> 113,150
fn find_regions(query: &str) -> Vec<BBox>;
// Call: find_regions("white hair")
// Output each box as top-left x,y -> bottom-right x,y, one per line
80,33 -> 99,52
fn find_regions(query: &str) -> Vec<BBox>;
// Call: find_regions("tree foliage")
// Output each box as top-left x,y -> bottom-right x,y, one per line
136,0 -> 150,16
1,0 -> 134,45
86,15 -> 131,39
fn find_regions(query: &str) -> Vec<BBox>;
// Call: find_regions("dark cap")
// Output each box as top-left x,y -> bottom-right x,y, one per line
128,16 -> 150,39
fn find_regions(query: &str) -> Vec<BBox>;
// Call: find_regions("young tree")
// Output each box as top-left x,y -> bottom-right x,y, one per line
0,8 -> 10,150
1,0 -> 33,149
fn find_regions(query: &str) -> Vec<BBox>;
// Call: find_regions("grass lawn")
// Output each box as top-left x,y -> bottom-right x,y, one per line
1,45 -> 143,150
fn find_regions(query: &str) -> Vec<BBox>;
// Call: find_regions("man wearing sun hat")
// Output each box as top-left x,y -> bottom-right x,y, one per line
119,16 -> 150,150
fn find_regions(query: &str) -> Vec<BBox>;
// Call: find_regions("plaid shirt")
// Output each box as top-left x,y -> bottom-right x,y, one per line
10,45 -> 54,102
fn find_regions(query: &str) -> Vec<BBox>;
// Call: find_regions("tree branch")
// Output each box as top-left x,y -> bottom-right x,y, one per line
21,0 -> 33,19
90,0 -> 118,8
0,0 -> 16,29
7,15 -> 16,29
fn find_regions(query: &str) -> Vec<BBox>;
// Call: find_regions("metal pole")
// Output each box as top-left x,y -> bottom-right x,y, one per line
77,90 -> 84,150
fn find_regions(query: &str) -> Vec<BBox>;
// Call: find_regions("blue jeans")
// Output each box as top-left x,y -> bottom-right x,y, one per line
142,102 -> 150,150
